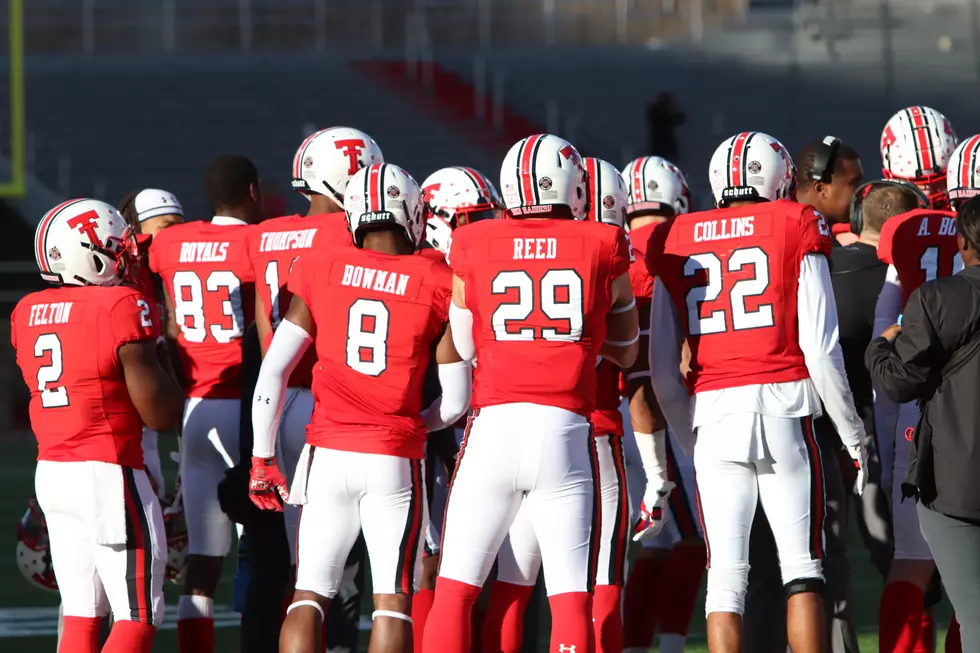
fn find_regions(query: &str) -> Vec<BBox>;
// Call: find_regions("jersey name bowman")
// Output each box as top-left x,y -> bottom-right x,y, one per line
288,247 -> 452,459
11,285 -> 158,467
149,220 -> 256,398
449,218 -> 633,416
646,199 -> 831,393
248,212 -> 350,387
876,209 -> 960,304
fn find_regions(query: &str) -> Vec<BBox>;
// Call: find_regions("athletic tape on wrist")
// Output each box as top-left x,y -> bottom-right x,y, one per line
286,600 -> 325,622
372,610 -> 413,623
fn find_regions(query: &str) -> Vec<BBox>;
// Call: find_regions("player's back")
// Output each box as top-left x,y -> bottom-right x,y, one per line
877,208 -> 961,302
249,212 -> 349,386
648,199 -> 831,393
291,246 -> 452,459
11,285 -> 156,467
449,217 -> 632,416
149,219 -> 255,398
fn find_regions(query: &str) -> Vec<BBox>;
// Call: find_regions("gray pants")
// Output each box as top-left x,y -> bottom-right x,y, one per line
917,505 -> 980,652
743,423 -> 859,653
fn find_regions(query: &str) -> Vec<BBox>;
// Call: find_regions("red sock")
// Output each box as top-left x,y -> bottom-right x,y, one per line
59,616 -> 102,653
413,589 -> 436,653
946,613 -> 962,653
622,554 -> 668,648
548,591 -> 593,653
592,584 -> 623,653
472,602 -> 487,653
658,544 -> 706,636
102,621 -> 157,653
914,609 -> 935,653
422,577 -> 483,653
481,581 -> 534,653
178,618 -> 215,653
879,582 -> 925,653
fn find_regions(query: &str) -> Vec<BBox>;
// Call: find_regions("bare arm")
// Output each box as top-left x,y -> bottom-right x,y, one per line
255,286 -> 272,358
161,287 -> 187,389
629,381 -> 666,434
120,339 -> 184,432
599,273 -> 639,368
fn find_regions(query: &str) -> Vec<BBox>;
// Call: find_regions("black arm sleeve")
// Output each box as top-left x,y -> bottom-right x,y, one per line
866,288 -> 942,404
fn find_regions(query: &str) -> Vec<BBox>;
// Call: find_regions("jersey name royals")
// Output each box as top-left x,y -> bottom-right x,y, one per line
150,219 -> 256,398
288,247 -> 452,459
11,285 -> 158,467
877,209 -> 960,303
248,212 -> 350,387
449,218 -> 633,416
647,199 -> 831,394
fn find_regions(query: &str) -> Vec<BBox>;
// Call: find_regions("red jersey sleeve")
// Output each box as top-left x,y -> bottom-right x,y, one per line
109,288 -> 158,348
428,260 -> 453,325
610,228 -> 634,278
643,219 -> 672,278
286,255 -> 313,309
798,206 -> 833,259
446,225 -> 472,278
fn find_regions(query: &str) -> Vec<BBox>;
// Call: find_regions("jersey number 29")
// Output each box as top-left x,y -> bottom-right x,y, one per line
684,247 -> 775,335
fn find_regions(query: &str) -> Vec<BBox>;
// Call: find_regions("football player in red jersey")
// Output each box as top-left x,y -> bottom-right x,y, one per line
479,156 -> 637,653
13,199 -> 183,653
248,127 -> 383,567
248,163 -> 470,653
880,106 -> 959,210
869,179 -> 960,653
149,156 -> 263,653
648,132 -> 867,653
618,156 -> 706,653
422,135 -> 639,653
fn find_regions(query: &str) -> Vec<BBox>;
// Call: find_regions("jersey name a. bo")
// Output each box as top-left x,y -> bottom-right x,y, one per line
877,209 -> 960,303
648,200 -> 831,393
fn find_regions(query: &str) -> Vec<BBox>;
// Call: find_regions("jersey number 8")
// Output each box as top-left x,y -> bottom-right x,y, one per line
346,299 -> 389,376
684,247 -> 775,335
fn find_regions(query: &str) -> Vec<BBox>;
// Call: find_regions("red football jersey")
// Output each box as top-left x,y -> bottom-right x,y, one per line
419,247 -> 447,262
288,247 -> 452,459
248,212 -> 350,387
449,218 -> 633,416
877,209 -> 959,304
627,221 -> 665,380
590,359 -> 624,437
11,285 -> 158,467
149,219 -> 256,398
647,200 -> 832,394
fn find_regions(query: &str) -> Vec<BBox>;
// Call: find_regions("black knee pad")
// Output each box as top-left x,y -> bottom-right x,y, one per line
784,577 -> 824,598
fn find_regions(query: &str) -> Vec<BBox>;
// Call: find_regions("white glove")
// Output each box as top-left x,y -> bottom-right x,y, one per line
847,442 -> 868,497
632,430 -> 675,542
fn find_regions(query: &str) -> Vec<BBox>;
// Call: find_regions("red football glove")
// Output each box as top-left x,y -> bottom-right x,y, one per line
249,456 -> 289,512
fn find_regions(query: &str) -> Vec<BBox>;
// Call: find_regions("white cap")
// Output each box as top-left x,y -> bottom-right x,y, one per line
134,189 -> 184,223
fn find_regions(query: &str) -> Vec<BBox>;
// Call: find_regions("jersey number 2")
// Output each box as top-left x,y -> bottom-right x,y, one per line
346,299 -> 389,376
34,333 -> 68,408
684,247 -> 775,335
491,269 -> 583,341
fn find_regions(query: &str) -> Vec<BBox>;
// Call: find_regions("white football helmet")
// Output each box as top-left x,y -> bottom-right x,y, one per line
344,163 -> 424,249
292,127 -> 384,205
584,157 -> 628,228
708,132 -> 794,208
16,498 -> 57,593
35,198 -> 135,287
421,166 -> 504,229
499,134 -> 588,219
946,134 -> 980,208
622,156 -> 691,219
881,106 -> 958,208
425,217 -> 454,255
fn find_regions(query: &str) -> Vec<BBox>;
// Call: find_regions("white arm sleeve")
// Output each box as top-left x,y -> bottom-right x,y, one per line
872,263 -> 903,448
251,319 -> 313,458
648,277 -> 695,455
420,361 -> 473,432
449,303 -> 475,362
797,254 -> 864,448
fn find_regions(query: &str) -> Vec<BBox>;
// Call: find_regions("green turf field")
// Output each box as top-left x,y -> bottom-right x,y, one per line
0,435 -> 954,652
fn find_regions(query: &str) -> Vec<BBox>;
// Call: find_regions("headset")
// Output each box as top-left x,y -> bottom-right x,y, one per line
849,179 -> 930,235
809,136 -> 842,184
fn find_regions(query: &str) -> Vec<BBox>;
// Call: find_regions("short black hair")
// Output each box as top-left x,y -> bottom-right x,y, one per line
795,140 -> 861,192
957,195 -> 980,252
117,190 -> 141,230
862,184 -> 922,233
204,155 -> 259,210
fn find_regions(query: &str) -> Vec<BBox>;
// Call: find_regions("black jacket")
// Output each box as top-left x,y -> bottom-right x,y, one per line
866,265 -> 980,520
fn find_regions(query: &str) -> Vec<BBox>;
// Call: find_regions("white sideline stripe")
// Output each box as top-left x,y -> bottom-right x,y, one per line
0,606 -> 375,638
